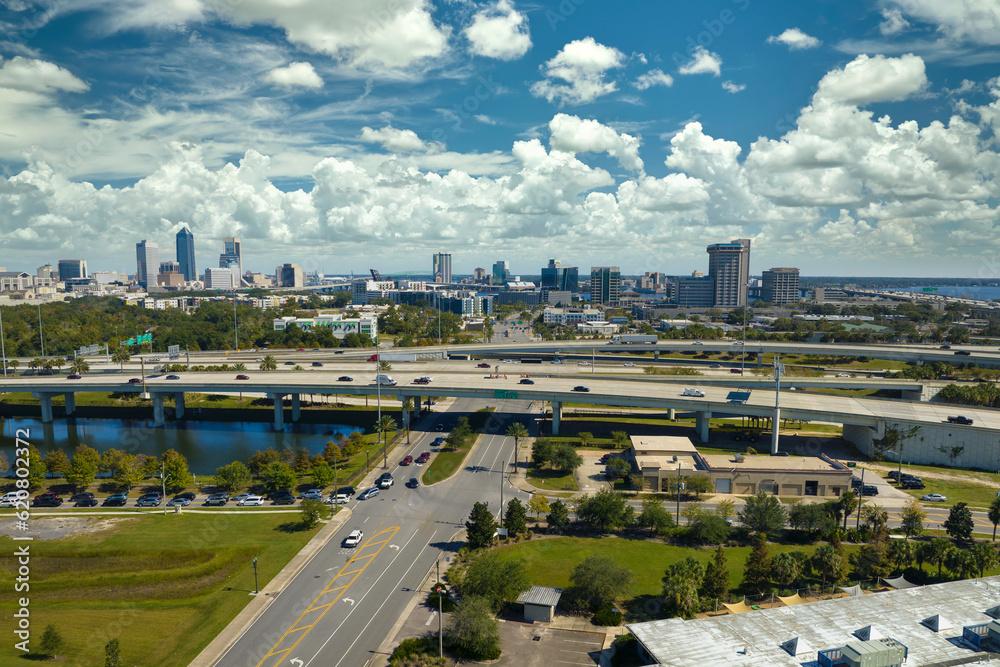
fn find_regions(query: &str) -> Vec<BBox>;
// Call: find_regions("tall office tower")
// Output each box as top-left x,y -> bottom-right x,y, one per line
590,266 -> 621,306
175,227 -> 196,281
135,240 -> 159,289
433,252 -> 452,283
276,263 -> 304,288
761,267 -> 800,305
541,259 -> 580,292
205,267 -> 236,290
57,259 -> 88,282
36,264 -> 54,286
473,267 -> 487,282
707,238 -> 751,308
492,260 -> 510,285
219,237 -> 242,274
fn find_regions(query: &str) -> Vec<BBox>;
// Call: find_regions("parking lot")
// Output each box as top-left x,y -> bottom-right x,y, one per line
496,623 -> 605,667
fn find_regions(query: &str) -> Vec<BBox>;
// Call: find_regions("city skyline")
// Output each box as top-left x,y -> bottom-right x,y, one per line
1,2 -> 1000,276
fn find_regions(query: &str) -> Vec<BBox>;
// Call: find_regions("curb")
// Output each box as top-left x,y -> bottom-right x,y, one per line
189,507 -> 353,667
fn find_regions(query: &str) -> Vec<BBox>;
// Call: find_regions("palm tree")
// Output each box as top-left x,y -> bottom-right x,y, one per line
505,422 -> 529,470
70,358 -> 90,375
378,360 -> 392,372
8,359 -> 19,372
375,415 -> 397,444
42,359 -> 55,375
29,357 -> 42,372
928,538 -> 954,579
259,355 -> 277,371
52,358 -> 64,373
112,346 -> 130,372
233,363 -> 247,371
972,542 -> 1000,577
989,496 -> 1000,541
811,544 -> 843,589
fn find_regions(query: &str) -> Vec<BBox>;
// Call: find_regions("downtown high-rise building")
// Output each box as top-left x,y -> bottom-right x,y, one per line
219,237 -> 242,281
541,259 -> 580,293
433,252 -> 452,283
707,239 -> 751,308
276,263 -> 304,288
135,240 -> 159,289
492,260 -> 509,285
590,266 -> 621,306
57,259 -> 88,282
761,267 -> 800,305
175,227 -> 197,281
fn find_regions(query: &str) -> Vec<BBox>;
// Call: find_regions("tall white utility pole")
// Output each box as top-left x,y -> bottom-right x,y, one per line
771,355 -> 785,455
375,338 -> 382,442
0,305 -> 6,377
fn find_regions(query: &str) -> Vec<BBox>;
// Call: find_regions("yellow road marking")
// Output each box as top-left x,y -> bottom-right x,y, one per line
255,526 -> 400,667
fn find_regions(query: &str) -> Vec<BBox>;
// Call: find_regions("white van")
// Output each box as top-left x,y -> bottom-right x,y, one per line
0,491 -> 26,507
682,388 -> 706,397
375,374 -> 397,386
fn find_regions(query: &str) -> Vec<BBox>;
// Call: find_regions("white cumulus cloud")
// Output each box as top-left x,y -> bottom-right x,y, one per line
530,37 -> 625,105
882,0 -> 1000,45
261,62 -> 323,89
879,7 -> 910,36
548,113 -> 644,173
359,125 -> 439,153
0,56 -> 89,94
814,53 -> 927,106
767,28 -> 822,50
633,69 -> 673,90
465,0 -> 531,61
677,47 -> 722,76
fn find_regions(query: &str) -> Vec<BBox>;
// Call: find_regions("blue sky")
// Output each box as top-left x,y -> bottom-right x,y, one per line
1,0 -> 999,278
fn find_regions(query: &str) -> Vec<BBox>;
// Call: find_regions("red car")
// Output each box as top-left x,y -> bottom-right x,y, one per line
477,363 -> 490,368
400,456 -> 413,466
128,378 -> 142,384
416,452 -> 430,464
67,374 -> 82,380
235,374 -> 250,380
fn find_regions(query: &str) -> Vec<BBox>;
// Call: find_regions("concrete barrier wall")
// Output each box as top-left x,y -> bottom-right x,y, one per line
844,422 -> 998,471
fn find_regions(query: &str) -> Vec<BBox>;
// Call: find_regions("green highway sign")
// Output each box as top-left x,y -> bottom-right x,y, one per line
493,390 -> 519,400
922,287 -> 938,292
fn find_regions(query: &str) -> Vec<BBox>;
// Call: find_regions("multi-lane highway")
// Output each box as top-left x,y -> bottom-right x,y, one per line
213,397 -> 530,667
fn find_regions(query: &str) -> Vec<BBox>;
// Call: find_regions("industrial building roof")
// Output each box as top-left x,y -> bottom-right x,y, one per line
517,585 -> 563,607
700,453 -> 849,472
628,575 -> 1000,666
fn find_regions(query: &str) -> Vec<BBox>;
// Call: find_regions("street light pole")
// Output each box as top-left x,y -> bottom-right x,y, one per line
37,303 -> 45,357
233,292 -> 239,351
253,557 -> 259,594
500,460 -> 505,526
0,305 -> 6,377
436,558 -> 443,658
771,355 -> 784,455
375,339 -> 382,443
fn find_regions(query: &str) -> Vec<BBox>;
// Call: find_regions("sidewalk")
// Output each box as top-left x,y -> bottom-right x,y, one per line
189,506 -> 353,667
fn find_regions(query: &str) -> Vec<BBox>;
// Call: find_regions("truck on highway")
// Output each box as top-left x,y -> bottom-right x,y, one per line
609,334 -> 658,344
367,353 -> 419,362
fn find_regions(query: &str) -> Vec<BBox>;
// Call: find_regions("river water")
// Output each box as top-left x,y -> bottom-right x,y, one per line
0,417 -> 361,475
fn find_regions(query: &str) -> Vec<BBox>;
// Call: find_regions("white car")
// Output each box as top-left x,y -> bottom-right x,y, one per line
836,373 -> 851,378
550,359 -> 565,364
624,362 -> 636,367
232,492 -> 253,503
300,489 -> 324,500
329,493 -> 350,504
343,529 -> 364,547
682,388 -> 706,397
692,341 -> 703,346
237,495 -> 264,506
379,477 -> 394,489
502,359 -> 517,364
578,361 -> 590,366
921,493 -> 947,502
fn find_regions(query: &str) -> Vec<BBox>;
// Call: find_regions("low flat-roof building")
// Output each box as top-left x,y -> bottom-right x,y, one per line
627,436 -> 851,497
628,575 -> 1000,666
517,585 -> 563,623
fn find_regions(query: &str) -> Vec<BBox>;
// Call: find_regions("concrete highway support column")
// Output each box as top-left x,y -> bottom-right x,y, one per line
291,394 -> 300,422
654,351 -> 659,360
64,393 -> 76,416
152,394 -> 165,427
414,396 -> 422,418
32,392 -> 54,423
771,406 -> 781,454
174,393 -> 185,419
695,410 -> 711,443
269,393 -> 285,430
667,408 -> 676,420
552,400 -> 562,435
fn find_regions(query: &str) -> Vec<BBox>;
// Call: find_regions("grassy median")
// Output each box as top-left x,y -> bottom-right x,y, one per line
0,513 -> 320,666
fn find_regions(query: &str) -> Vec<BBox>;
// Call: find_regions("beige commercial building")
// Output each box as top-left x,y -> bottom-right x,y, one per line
628,436 -> 852,497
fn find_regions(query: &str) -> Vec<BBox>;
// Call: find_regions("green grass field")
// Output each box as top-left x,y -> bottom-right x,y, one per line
526,467 -> 578,491
421,409 -> 495,484
897,477 -> 997,509
497,537 -> 863,621
0,513 -> 320,666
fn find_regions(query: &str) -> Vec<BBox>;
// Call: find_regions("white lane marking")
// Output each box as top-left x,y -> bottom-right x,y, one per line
342,598 -> 355,606
290,659 -> 304,667
310,529 -> 436,667
389,544 -> 400,550
425,611 -> 437,626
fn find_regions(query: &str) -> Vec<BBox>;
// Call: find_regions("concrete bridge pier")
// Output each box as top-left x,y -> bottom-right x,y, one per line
64,393 -> 76,416
654,351 -> 660,360
552,400 -> 562,435
413,395 -> 422,418
174,393 -> 185,419
269,392 -> 285,430
667,408 -> 676,421
31,392 -> 55,423
152,394 -> 165,426
696,410 -> 711,443
291,393 -> 300,422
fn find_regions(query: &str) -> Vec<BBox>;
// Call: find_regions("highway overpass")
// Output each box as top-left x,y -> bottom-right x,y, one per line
2,369 -> 996,470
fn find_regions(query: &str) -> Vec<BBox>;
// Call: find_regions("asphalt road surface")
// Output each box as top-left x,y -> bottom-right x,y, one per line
213,397 -> 532,667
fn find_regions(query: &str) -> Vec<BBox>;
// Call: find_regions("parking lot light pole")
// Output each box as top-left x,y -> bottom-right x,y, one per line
253,557 -> 259,594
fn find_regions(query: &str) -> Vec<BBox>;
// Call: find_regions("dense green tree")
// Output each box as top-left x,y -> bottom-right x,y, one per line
214,461 -> 251,492
738,492 -> 787,536
310,460 -> 335,489
445,596 -> 502,661
39,623 -> 64,657
927,538 -> 955,578
850,537 -> 892,580
887,539 -> 914,573
104,637 -> 123,667
247,448 -> 281,476
770,552 -> 802,588
662,557 -> 704,618
943,503 -> 975,544
112,453 -> 143,491
299,499 -> 329,528
43,448 -> 70,477
685,474 -> 712,498
546,499 -> 570,532
788,502 -> 837,540
568,555 -> 634,612
341,431 -> 367,456
604,457 -> 631,481
687,509 -> 731,545
576,489 -> 631,532
741,535 -> 772,594
812,545 -> 844,588
610,430 -> 630,449
550,442 -> 583,471
459,552 -> 530,612
637,498 -> 675,536
989,496 -> 1000,541
465,501 -> 497,549
946,547 -> 978,579
24,445 -> 47,490
971,542 -> 1000,577
65,454 -> 97,490
701,545 -> 729,603
839,490 -> 859,531
161,449 -> 193,492
531,438 -> 554,467
504,498 -> 528,536
900,499 -> 926,540
528,494 -> 550,518
260,461 -> 296,492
